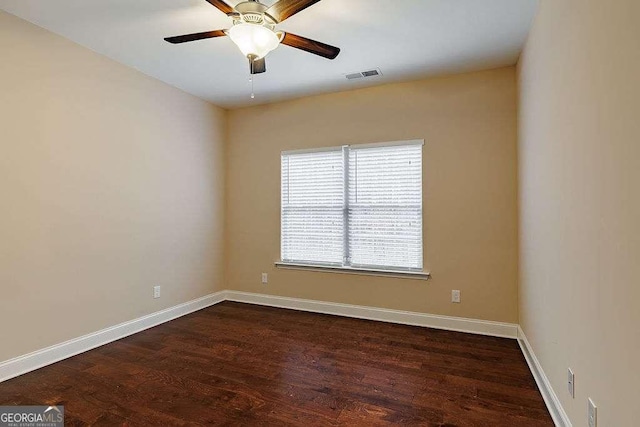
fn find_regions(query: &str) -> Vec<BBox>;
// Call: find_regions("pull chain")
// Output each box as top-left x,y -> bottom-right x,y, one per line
250,76 -> 255,99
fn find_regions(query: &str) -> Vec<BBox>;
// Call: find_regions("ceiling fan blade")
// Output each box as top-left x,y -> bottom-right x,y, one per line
164,30 -> 227,44
265,0 -> 322,23
204,0 -> 234,15
250,57 -> 266,74
281,32 -> 340,59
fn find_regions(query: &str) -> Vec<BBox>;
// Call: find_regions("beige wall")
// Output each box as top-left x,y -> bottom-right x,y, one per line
226,68 -> 519,323
0,11 -> 226,362
518,0 -> 640,425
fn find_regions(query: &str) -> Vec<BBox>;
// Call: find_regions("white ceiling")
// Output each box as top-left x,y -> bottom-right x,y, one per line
0,0 -> 538,108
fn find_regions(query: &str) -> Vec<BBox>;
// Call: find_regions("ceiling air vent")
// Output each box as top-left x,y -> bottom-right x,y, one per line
345,68 -> 383,80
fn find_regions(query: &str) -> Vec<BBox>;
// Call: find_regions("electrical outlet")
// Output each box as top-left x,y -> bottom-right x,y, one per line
261,273 -> 268,284
567,368 -> 575,397
153,285 -> 161,299
588,398 -> 597,427
451,290 -> 461,303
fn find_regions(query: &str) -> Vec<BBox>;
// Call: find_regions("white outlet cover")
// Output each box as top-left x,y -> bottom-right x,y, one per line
452,290 -> 461,303
261,273 -> 268,284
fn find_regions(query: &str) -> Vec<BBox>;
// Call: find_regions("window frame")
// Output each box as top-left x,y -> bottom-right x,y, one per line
279,139 -> 428,279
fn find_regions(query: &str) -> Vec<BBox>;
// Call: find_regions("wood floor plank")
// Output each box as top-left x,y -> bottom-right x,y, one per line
0,301 -> 553,426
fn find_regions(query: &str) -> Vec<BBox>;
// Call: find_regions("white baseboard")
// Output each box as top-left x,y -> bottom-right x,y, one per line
225,291 -> 518,339
517,326 -> 572,427
0,291 -> 226,383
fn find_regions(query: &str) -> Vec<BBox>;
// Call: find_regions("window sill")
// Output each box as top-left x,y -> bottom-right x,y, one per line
274,262 -> 431,280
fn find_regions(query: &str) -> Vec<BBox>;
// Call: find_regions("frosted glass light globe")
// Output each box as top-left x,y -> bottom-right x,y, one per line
228,23 -> 280,59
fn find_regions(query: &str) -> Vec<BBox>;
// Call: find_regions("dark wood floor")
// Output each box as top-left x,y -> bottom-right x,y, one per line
0,302 -> 553,426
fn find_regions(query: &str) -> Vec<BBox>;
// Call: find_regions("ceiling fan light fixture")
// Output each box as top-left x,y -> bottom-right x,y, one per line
228,23 -> 282,59
164,0 -> 342,71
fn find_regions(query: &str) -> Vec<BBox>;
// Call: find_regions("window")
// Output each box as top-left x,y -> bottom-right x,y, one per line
281,140 -> 423,272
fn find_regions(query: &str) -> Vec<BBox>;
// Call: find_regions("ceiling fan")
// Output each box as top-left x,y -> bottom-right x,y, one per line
164,0 -> 341,75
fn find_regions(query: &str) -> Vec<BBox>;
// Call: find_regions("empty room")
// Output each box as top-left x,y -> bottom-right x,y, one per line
0,0 -> 638,426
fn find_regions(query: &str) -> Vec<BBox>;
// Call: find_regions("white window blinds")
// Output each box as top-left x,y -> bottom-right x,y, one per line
281,141 -> 423,271
281,149 -> 344,265
348,143 -> 423,270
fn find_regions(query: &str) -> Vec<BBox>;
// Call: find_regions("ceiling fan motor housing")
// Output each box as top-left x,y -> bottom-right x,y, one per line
234,1 -> 278,25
